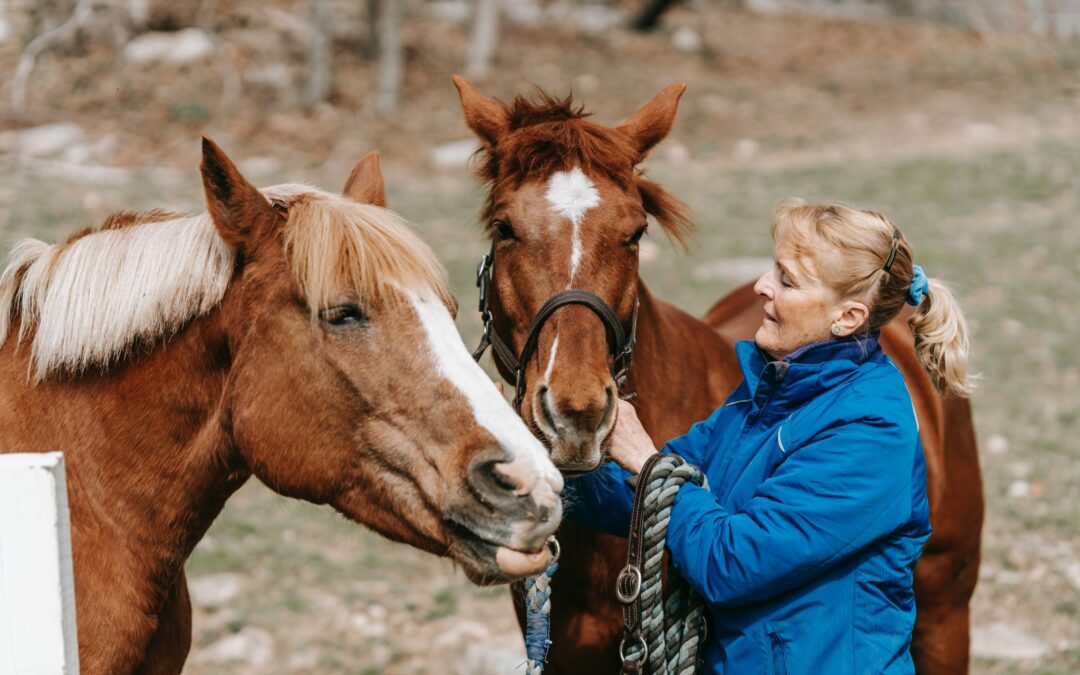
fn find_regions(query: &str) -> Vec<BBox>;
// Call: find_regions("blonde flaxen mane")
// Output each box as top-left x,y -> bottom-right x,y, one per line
0,184 -> 450,380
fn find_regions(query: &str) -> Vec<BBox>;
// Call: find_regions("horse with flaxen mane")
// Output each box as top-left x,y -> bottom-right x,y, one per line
0,140 -> 563,674
452,77 -> 983,674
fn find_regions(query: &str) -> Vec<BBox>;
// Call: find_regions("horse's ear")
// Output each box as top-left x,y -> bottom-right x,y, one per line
200,137 -> 276,249
343,151 -> 387,207
452,74 -> 509,149
616,83 -> 687,159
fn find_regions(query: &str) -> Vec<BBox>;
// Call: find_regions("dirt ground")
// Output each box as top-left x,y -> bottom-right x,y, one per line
2,2 -> 1079,673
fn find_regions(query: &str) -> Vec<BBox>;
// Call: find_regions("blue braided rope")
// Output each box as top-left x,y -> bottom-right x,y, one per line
524,559 -> 558,674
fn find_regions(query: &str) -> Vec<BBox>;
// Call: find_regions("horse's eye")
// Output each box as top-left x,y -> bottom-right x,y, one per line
494,219 -> 516,241
626,225 -> 648,247
319,304 -> 367,327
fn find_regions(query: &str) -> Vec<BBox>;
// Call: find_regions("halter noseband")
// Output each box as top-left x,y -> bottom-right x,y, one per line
471,241 -> 639,411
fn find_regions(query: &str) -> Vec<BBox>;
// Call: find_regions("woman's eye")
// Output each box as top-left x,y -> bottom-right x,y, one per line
494,219 -> 516,241
780,275 -> 793,288
319,305 -> 367,326
626,225 -> 648,247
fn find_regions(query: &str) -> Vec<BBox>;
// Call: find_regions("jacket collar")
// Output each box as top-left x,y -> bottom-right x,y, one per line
737,334 -> 884,413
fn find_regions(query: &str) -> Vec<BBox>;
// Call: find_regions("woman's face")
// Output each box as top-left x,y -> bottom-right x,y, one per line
753,236 -> 844,360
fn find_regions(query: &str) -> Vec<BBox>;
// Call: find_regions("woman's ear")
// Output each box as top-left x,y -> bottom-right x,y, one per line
835,300 -> 870,336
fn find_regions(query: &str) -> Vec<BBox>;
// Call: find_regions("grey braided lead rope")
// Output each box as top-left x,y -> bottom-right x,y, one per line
621,455 -> 708,675
524,537 -> 560,675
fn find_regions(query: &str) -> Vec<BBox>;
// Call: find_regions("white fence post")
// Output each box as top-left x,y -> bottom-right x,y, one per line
0,452 -> 79,675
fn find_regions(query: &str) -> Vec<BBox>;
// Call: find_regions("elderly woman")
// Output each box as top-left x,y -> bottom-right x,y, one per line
568,201 -> 974,674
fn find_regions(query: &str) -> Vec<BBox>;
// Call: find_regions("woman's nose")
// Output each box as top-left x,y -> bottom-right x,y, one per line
754,270 -> 772,299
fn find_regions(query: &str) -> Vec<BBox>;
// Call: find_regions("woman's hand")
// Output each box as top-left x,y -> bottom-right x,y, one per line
609,399 -> 658,474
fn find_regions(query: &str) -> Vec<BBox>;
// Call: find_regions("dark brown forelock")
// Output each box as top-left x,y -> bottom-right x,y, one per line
474,88 -> 693,248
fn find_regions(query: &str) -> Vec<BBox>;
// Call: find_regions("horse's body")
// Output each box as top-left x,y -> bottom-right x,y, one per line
452,78 -> 982,673
0,142 -> 563,674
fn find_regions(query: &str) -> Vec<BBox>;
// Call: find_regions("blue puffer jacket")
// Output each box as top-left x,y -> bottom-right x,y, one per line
568,336 -> 931,675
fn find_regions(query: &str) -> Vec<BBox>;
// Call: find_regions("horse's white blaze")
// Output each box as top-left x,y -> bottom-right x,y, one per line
408,292 -> 563,500
543,335 -> 560,384
545,167 -> 600,283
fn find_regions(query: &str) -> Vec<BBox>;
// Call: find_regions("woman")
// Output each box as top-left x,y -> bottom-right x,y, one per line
568,201 -> 973,674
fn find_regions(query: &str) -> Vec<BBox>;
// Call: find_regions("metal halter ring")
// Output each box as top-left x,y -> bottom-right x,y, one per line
615,564 -> 642,604
619,633 -> 648,664
546,536 -> 561,564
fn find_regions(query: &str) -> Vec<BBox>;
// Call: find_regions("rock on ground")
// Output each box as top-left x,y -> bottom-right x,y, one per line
199,627 -> 274,666
428,139 -> 478,170
971,622 -> 1050,660
124,29 -> 215,65
1,124 -> 85,158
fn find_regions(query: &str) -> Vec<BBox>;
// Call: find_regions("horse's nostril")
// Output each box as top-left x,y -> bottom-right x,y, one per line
468,451 -> 526,501
537,386 -> 558,433
488,462 -> 520,493
596,385 -> 616,433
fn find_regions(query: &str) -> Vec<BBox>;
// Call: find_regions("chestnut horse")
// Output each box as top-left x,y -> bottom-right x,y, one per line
452,77 -> 982,673
0,139 -> 563,674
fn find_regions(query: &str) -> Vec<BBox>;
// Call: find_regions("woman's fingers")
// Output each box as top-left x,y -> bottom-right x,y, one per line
610,399 -> 657,474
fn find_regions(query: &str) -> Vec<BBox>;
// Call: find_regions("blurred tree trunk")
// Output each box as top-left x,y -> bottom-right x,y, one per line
376,0 -> 402,113
466,0 -> 499,79
304,0 -> 333,104
364,0 -> 380,59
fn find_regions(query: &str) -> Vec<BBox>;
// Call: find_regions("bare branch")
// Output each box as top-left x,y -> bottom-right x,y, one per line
466,0 -> 499,79
376,0 -> 402,114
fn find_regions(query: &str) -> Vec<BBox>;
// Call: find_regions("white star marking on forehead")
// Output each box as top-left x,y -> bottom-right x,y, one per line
545,167 -> 601,281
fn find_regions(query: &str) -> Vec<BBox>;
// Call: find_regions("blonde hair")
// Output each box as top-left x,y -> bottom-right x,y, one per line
771,200 -> 973,397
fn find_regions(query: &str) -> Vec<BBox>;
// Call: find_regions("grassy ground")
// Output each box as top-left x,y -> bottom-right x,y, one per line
2,3 -> 1079,673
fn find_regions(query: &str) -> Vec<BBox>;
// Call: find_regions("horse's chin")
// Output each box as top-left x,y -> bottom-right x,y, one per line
444,520 -> 554,585
550,443 -> 607,476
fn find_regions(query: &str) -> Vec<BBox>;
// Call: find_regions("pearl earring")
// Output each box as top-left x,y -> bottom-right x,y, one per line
832,325 -> 842,336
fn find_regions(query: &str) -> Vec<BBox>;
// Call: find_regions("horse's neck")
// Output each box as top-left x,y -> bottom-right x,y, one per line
0,305 -> 248,590
627,281 -> 744,446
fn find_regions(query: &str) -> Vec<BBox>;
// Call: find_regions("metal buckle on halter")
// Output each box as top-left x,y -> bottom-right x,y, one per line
619,633 -> 648,664
546,536 -> 561,564
475,253 -> 491,312
615,564 -> 642,604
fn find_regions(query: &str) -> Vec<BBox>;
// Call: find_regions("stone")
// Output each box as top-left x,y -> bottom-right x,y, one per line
639,240 -> 662,266
672,26 -> 702,54
732,138 -> 760,162
663,142 -> 690,163
123,29 -> 215,65
2,123 -> 85,158
202,627 -> 273,665
1061,560 -> 1080,592
426,0 -> 471,24
1007,480 -> 1030,499
985,434 -> 1009,455
428,139 -> 478,170
971,622 -> 1050,660
188,573 -> 243,609
504,0 -> 543,25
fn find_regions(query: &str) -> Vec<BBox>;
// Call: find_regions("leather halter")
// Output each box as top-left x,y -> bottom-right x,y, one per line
471,241 -> 639,411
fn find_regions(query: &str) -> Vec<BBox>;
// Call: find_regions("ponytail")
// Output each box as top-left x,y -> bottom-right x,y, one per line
908,278 -> 974,397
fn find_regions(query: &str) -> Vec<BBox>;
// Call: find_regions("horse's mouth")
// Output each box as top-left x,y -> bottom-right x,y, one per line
444,519 -> 552,584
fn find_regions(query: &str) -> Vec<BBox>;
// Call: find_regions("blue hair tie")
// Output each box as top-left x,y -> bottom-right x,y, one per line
907,264 -> 929,306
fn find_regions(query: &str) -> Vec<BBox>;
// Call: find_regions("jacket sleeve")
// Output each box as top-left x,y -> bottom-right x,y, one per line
564,461 -> 636,537
664,412 -> 917,608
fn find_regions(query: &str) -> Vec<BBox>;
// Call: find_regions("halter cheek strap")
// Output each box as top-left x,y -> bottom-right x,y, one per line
471,240 -> 639,411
